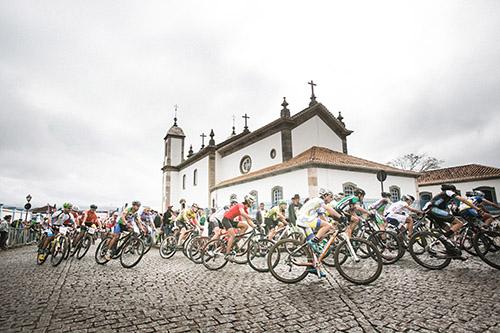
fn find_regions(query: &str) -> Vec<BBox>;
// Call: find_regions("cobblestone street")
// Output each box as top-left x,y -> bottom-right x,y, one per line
0,244 -> 499,333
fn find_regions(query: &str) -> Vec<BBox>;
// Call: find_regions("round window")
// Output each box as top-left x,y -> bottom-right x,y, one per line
240,155 -> 252,174
270,149 -> 276,159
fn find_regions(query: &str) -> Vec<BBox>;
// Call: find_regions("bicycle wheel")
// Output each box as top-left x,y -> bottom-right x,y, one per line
473,229 -> 500,270
76,235 -> 92,260
334,237 -> 382,285
188,236 -> 209,264
268,238 -> 311,284
408,231 -> 451,270
368,230 -> 404,265
202,239 -> 229,270
232,236 -> 250,264
247,239 -> 275,273
159,236 -> 177,259
182,236 -> 194,259
458,228 -> 477,256
50,237 -> 68,267
142,234 -> 153,255
120,237 -> 145,268
95,237 -> 111,265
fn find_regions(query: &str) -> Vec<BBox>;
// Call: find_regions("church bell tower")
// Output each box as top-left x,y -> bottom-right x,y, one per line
162,110 -> 185,210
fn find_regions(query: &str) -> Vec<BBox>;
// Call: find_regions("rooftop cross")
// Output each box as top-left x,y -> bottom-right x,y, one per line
242,113 -> 250,132
200,132 -> 207,149
231,115 -> 236,135
173,104 -> 179,126
308,80 -> 317,106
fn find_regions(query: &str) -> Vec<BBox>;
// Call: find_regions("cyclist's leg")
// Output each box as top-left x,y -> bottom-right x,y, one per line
178,226 -> 187,246
346,215 -> 360,238
237,221 -> 248,235
406,216 -> 414,237
315,219 -> 332,240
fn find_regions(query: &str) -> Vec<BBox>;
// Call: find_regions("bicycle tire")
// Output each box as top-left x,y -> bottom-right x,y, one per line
188,236 -> 208,264
120,237 -> 145,268
247,239 -> 275,273
267,238 -> 311,284
95,237 -> 111,265
232,236 -> 250,265
473,229 -> 500,270
368,230 -> 404,265
159,236 -> 177,259
202,239 -> 229,270
76,235 -> 92,260
408,231 -> 451,270
142,234 -> 153,255
50,236 -> 68,267
334,237 -> 383,285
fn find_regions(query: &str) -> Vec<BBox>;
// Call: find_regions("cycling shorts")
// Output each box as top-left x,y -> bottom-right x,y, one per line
386,214 -> 407,226
428,207 -> 454,223
221,217 -> 239,230
459,208 -> 479,219
113,223 -> 128,234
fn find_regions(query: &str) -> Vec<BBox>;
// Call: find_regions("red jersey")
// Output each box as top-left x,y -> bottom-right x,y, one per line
84,210 -> 98,223
224,203 -> 247,220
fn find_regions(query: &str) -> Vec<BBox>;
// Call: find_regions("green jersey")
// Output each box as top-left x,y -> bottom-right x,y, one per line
335,195 -> 361,213
266,206 -> 285,221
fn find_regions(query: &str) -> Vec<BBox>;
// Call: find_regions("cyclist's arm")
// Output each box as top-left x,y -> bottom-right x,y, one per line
407,206 -> 423,215
239,207 -> 256,228
456,196 -> 482,212
325,205 -> 341,219
354,204 -> 370,216
277,212 -> 287,224
481,199 -> 500,210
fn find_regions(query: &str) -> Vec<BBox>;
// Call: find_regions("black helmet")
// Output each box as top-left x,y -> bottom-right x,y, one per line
354,188 -> 366,196
90,204 -> 98,210
441,184 -> 456,192
465,191 -> 475,197
381,192 -> 391,198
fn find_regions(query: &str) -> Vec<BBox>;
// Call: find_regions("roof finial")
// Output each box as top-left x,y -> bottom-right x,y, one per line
337,111 -> 345,126
173,104 -> 179,126
231,115 -> 236,136
308,80 -> 317,106
281,97 -> 290,118
200,132 -> 206,149
242,113 -> 250,132
187,144 -> 194,157
209,129 -> 215,146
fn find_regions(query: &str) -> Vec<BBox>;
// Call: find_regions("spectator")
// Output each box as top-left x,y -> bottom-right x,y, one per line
288,194 -> 302,226
161,205 -> 175,239
0,215 -> 11,250
255,202 -> 267,228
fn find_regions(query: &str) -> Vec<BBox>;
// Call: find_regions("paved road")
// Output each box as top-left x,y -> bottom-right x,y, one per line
0,244 -> 499,333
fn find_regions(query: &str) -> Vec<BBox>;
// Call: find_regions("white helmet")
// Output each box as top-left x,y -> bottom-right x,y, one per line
244,194 -> 256,205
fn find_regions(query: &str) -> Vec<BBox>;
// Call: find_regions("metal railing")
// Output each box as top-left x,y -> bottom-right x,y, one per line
5,227 -> 40,248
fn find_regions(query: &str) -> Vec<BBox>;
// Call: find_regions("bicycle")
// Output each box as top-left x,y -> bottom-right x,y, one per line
70,225 -> 97,260
95,230 -> 145,268
267,223 -> 383,285
472,220 -> 500,270
43,225 -> 71,267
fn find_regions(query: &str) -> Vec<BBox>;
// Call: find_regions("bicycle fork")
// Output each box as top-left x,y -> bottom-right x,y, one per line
344,236 -> 361,263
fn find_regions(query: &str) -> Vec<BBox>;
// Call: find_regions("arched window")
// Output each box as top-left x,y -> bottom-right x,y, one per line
271,186 -> 283,206
389,186 -> 401,202
193,169 -> 198,186
343,182 -> 357,196
249,190 -> 258,211
473,186 -> 497,203
419,192 -> 432,209
182,175 -> 186,190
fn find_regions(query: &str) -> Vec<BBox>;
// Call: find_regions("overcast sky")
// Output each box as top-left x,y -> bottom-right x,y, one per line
1,1 -> 499,209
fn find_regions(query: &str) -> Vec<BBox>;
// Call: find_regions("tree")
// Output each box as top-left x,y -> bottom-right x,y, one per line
388,153 -> 443,172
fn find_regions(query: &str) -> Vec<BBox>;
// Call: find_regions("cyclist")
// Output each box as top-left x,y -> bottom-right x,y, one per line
209,198 -> 238,241
105,201 -> 142,260
38,202 -> 75,261
175,203 -> 200,247
385,195 -> 422,238
140,206 -> 154,237
368,192 -> 392,230
221,194 -> 257,260
426,184 -> 483,258
74,204 -> 99,247
460,191 -> 500,227
335,188 -> 373,238
266,200 -> 288,240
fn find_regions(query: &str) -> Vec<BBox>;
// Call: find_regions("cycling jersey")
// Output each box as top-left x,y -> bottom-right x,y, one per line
175,208 -> 197,224
83,210 -> 98,224
430,190 -> 457,210
385,201 -> 410,226
224,203 -> 247,220
265,206 -> 285,221
459,196 -> 483,212
119,207 -> 139,225
369,198 -> 391,215
335,195 -> 361,213
51,210 -> 75,226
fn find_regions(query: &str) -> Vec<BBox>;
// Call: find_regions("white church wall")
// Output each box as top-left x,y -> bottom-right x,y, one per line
217,132 -> 282,183
292,115 -> 343,156
419,178 -> 500,201
175,156 -> 210,208
211,169 -> 309,209
317,169 -> 418,201
169,137 -> 184,166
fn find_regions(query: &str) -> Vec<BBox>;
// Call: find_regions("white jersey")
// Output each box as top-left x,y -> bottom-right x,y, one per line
297,197 -> 325,226
210,208 -> 226,223
385,201 -> 410,216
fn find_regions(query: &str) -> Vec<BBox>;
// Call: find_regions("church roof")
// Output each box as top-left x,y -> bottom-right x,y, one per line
165,125 -> 185,139
417,164 -> 500,186
212,146 -> 419,190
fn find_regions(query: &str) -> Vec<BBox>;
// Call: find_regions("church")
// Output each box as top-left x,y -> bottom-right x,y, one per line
161,84 -> 420,211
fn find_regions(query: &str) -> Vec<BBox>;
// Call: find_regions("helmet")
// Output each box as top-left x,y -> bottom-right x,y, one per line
90,204 -> 98,210
319,188 -> 333,198
131,200 -> 141,207
381,192 -> 391,198
230,197 -> 238,204
244,194 -> 256,205
402,195 -> 415,203
354,188 -> 366,196
441,184 -> 457,192
72,205 -> 80,211
191,203 -> 199,210
278,199 -> 287,206
63,202 -> 73,209
473,190 -> 485,198
179,199 -> 186,204
465,191 -> 475,197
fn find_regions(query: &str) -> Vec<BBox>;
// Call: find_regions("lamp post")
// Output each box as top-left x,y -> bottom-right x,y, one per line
24,194 -> 32,222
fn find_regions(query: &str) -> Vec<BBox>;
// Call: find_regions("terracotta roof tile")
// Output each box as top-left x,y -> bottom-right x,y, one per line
417,164 -> 500,185
213,146 -> 419,189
